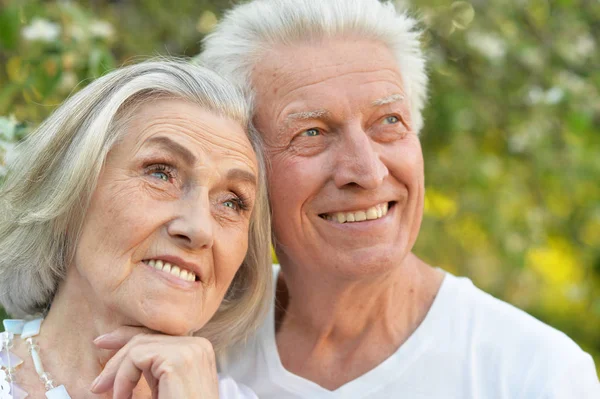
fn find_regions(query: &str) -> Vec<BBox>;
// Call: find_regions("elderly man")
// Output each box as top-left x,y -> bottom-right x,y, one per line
198,0 -> 600,397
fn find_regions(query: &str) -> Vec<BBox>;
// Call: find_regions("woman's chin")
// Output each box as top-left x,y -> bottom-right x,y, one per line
140,315 -> 206,336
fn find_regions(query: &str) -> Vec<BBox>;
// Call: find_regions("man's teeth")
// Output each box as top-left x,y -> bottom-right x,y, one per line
145,260 -> 196,282
324,203 -> 389,223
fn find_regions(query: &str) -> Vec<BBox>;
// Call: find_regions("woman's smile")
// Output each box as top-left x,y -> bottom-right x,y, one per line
143,259 -> 199,283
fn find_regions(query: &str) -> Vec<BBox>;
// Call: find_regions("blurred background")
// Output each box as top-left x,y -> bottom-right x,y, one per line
0,0 -> 598,374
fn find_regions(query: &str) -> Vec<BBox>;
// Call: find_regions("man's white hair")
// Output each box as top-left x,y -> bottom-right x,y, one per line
198,0 -> 428,132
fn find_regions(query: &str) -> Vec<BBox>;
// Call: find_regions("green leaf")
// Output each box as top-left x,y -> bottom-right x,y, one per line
0,5 -> 20,51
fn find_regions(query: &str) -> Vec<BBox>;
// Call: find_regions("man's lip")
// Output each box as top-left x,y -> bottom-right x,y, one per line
142,255 -> 203,282
317,202 -> 396,231
317,201 -> 395,216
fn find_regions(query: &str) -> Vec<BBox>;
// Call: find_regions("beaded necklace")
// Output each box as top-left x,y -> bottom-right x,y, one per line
0,319 -> 71,399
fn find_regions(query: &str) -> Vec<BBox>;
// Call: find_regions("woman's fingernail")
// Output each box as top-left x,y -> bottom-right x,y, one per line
90,375 -> 101,392
93,333 -> 109,344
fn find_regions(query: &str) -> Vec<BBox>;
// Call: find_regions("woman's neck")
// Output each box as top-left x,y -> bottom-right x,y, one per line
11,271 -> 152,398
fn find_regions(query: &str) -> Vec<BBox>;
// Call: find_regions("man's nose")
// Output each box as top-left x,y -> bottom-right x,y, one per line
332,127 -> 388,190
167,191 -> 214,250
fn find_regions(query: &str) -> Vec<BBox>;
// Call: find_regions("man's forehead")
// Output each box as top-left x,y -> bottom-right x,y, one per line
252,39 -> 402,84
251,39 -> 407,131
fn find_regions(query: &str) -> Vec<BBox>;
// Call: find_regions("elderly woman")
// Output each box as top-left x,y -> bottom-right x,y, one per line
198,0 -> 600,397
0,61 -> 270,398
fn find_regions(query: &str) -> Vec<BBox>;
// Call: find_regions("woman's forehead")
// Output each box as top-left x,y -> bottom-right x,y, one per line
129,100 -> 254,158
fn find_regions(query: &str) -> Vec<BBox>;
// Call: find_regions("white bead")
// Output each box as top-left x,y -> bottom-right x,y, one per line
20,319 -> 43,339
2,320 -> 24,335
0,350 -> 23,368
29,347 -> 45,376
45,385 -> 71,399
10,383 -> 28,399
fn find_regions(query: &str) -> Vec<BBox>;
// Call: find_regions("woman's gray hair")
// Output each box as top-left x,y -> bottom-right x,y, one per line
197,0 -> 428,132
0,60 -> 272,353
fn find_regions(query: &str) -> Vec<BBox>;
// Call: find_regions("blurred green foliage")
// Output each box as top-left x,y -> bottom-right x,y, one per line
413,0 -> 600,373
0,0 -> 598,373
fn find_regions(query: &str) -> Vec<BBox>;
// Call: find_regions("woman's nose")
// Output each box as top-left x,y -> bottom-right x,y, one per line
167,192 -> 214,250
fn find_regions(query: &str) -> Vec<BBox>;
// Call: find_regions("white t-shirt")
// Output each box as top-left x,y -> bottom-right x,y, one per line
218,265 -> 600,398
218,375 -> 258,399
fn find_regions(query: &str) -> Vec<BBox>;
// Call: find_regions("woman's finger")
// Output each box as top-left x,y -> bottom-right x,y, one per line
91,335 -> 219,398
90,344 -> 129,393
92,340 -> 154,395
91,334 -> 143,393
143,369 -> 159,399
94,325 -> 155,350
112,351 -> 146,399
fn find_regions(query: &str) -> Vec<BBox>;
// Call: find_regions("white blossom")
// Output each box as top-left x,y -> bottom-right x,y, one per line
0,115 -> 18,141
526,86 -> 564,105
467,31 -> 506,61
89,20 -> 115,39
544,87 -> 564,105
527,86 -> 545,105
574,34 -> 596,59
22,18 -> 61,42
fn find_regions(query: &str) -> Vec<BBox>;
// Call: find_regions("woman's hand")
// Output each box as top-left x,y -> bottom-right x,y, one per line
90,326 -> 219,399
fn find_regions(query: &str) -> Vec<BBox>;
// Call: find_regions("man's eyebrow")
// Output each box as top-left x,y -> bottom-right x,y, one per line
372,93 -> 405,107
144,136 -> 196,164
227,168 -> 257,187
286,109 -> 329,122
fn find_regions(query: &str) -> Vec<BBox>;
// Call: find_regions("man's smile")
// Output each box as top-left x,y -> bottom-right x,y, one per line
319,202 -> 391,223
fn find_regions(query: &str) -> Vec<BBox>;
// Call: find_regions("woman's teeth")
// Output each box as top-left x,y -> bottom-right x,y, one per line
145,259 -> 196,282
323,202 -> 389,224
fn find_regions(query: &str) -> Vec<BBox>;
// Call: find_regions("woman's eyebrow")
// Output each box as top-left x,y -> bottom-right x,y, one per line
227,168 -> 257,188
144,136 -> 196,164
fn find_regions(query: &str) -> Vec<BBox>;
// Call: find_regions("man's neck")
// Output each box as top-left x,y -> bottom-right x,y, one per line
275,252 -> 444,390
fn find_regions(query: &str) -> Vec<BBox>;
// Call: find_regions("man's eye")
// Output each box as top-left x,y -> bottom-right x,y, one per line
382,115 -> 400,125
299,128 -> 320,137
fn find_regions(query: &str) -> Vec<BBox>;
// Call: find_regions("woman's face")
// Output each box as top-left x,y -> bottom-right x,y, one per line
72,98 -> 258,336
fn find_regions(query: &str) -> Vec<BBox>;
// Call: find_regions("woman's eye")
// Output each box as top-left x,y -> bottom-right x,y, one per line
382,115 -> 400,125
299,128 -> 320,137
222,195 -> 249,213
223,200 -> 236,209
146,164 -> 175,182
151,171 -> 170,181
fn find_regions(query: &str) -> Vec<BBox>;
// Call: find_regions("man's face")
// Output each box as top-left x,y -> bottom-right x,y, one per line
253,39 -> 425,279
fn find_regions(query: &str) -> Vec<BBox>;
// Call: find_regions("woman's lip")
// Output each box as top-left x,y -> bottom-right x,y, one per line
143,262 -> 200,290
142,254 -> 203,283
